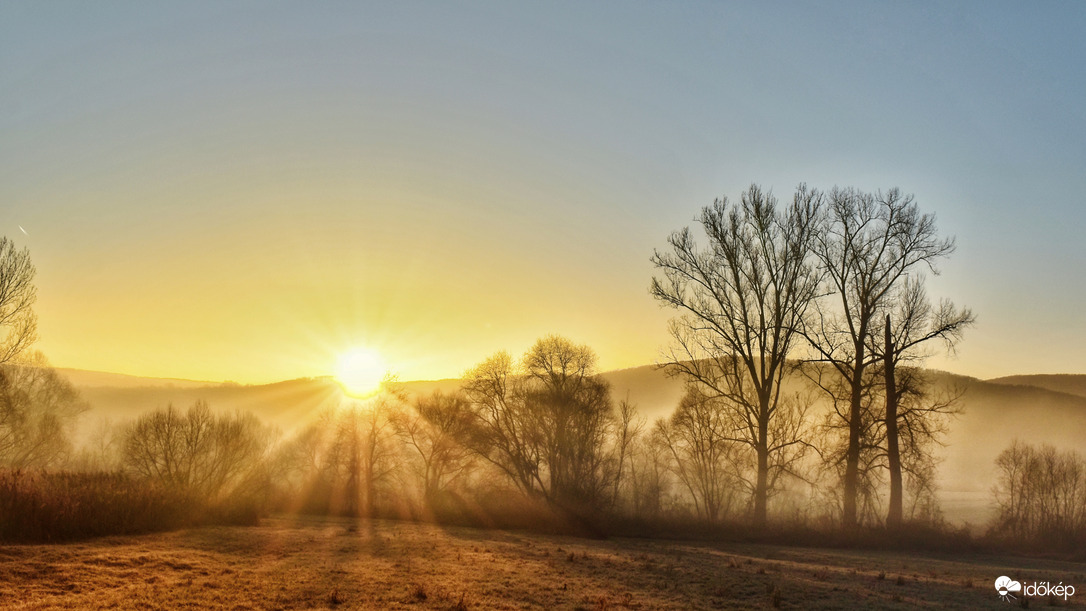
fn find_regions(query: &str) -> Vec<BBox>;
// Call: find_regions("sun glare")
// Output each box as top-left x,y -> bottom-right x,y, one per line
334,347 -> 387,397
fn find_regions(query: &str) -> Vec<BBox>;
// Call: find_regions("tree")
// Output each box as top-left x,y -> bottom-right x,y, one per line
610,398 -> 641,510
0,351 -> 88,468
876,278 -> 973,527
461,351 -> 539,497
993,441 -> 1086,544
650,184 -> 822,526
337,399 -> 398,517
278,398 -> 401,517
654,386 -> 740,524
122,401 -> 272,500
0,237 -> 37,366
391,390 -> 477,502
806,187 -> 957,528
461,335 -> 621,510
0,239 -> 86,471
626,424 -> 672,520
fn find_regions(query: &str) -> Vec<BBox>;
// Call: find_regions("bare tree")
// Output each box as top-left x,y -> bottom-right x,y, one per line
0,237 -> 37,366
610,398 -> 641,510
876,278 -> 972,527
626,423 -> 671,520
651,184 -> 822,526
122,401 -> 272,500
69,415 -> 122,472
391,390 -> 477,502
276,399 -> 402,517
0,351 -> 88,468
337,399 -> 399,517
993,441 -> 1086,544
461,335 -> 621,511
654,386 -> 740,524
806,187 -> 956,528
461,350 -> 540,497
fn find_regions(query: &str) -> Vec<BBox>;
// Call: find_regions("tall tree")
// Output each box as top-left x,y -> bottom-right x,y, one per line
650,184 -> 822,526
337,399 -> 398,517
877,278 -> 973,527
807,187 -> 956,528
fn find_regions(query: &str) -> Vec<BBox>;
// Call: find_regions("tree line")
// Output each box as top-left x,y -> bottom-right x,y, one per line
0,186 -> 1079,546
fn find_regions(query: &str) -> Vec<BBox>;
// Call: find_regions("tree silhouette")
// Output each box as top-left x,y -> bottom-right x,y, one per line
0,237 -> 37,366
0,351 -> 88,468
876,278 -> 972,528
806,187 -> 957,528
651,184 -> 822,526
392,390 -> 477,502
462,335 -> 621,511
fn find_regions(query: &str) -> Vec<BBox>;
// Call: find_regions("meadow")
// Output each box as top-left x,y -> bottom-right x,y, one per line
3,516 -> 1083,610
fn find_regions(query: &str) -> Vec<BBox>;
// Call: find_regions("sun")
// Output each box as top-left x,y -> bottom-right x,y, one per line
334,347 -> 387,397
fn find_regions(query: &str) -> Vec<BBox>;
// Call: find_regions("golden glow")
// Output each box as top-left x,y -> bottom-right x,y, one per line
334,347 -> 387,397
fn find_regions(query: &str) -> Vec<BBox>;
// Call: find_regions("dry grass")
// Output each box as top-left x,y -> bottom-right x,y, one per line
0,470 -> 258,543
1,516 -> 1084,609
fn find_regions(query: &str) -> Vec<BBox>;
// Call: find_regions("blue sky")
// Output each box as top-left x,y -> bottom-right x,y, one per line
1,1 -> 1084,382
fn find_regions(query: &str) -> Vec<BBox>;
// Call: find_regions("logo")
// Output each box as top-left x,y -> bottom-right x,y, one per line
995,576 -> 1021,602
995,576 -> 1075,603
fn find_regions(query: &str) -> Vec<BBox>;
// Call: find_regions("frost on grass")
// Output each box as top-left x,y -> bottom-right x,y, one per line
2,517 -> 1083,610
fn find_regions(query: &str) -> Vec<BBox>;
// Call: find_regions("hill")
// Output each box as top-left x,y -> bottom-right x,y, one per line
987,373 -> 1086,399
923,371 -> 1086,524
56,368 -> 224,389
72,376 -> 344,431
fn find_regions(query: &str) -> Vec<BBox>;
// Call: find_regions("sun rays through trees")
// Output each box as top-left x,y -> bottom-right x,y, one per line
0,184 -> 1004,549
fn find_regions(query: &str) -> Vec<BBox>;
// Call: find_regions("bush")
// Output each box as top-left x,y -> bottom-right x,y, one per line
0,469 -> 259,542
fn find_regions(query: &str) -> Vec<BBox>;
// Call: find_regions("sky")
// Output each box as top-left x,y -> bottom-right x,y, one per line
1,1 -> 1084,384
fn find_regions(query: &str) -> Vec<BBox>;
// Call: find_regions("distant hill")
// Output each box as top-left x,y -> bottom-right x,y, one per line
72,376 -> 345,431
986,374 -> 1086,400
56,368 -> 223,389
600,364 -> 684,420
921,371 -> 1086,524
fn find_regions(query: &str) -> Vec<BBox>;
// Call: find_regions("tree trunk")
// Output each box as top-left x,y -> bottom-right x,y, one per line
754,413 -> 769,528
843,341 -> 866,529
364,458 -> 375,518
345,427 -> 360,517
884,315 -> 903,529
842,389 -> 861,527
363,429 -> 377,518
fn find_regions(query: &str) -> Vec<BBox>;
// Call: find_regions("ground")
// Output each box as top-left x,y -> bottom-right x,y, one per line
1,517 -> 1083,610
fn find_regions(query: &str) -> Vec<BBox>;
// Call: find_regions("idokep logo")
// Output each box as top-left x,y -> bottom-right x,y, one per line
995,576 -> 1076,603
994,576 -> 1021,602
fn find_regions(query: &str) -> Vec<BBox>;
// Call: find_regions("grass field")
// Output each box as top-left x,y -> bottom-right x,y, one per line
1,517 -> 1083,610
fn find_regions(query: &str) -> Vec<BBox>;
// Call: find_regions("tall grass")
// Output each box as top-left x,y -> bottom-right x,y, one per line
0,469 -> 259,543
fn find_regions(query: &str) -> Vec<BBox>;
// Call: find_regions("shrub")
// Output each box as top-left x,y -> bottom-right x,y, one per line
0,469 -> 258,542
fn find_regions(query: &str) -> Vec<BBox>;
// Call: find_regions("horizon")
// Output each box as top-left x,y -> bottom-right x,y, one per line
4,2 -> 1086,385
53,361 -> 1086,388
